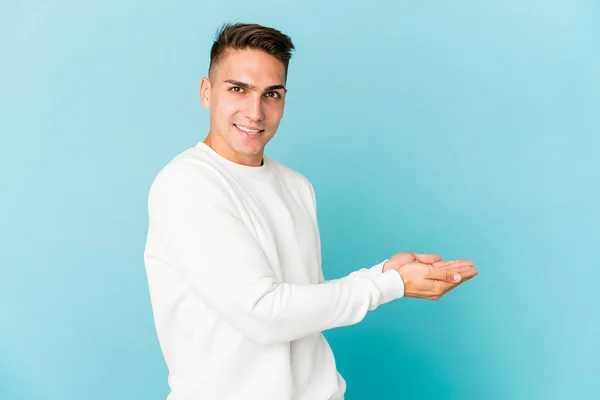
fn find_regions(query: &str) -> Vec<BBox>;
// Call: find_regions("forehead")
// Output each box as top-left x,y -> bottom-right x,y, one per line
213,48 -> 286,85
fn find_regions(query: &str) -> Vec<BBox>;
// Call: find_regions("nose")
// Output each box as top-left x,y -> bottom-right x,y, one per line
243,94 -> 265,122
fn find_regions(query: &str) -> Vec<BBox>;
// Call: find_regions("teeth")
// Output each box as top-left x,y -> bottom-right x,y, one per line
236,124 -> 261,134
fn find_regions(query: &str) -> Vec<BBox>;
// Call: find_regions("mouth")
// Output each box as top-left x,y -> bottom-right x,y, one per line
234,124 -> 265,137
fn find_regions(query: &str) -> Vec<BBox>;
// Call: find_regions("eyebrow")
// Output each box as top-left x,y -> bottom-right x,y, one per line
224,79 -> 286,92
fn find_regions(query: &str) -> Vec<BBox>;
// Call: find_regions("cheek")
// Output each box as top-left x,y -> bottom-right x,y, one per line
214,97 -> 242,121
265,102 -> 285,125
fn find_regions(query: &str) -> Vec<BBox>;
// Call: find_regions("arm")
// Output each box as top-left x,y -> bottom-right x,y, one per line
147,163 -> 404,346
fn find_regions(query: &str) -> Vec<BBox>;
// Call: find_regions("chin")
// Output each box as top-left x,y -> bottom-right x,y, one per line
232,141 -> 264,156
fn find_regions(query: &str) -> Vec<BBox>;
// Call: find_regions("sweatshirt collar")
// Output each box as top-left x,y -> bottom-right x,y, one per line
196,141 -> 273,180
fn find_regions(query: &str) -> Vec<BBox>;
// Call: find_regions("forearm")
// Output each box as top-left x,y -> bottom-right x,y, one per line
151,225 -> 403,345
223,261 -> 403,344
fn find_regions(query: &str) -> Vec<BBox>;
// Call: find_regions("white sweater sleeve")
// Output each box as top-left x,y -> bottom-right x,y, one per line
147,163 -> 404,345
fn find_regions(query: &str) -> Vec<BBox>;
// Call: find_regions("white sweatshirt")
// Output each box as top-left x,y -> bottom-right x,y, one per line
143,141 -> 405,400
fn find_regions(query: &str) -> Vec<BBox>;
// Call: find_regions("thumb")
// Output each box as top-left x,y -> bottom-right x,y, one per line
415,253 -> 442,264
427,266 -> 462,283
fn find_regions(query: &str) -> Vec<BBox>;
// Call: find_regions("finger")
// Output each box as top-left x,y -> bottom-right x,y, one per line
459,268 -> 479,280
447,266 -> 478,280
450,268 -> 478,284
426,266 -> 462,283
441,265 -> 475,275
439,262 -> 475,272
433,269 -> 479,298
431,260 -> 461,268
432,259 -> 474,268
414,253 -> 442,264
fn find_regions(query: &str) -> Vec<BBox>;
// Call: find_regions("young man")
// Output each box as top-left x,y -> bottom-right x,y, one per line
144,23 -> 478,400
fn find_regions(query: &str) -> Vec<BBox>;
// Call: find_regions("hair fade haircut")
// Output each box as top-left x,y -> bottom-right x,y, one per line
208,22 -> 295,79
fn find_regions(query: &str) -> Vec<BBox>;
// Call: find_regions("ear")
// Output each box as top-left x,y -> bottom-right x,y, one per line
200,77 -> 211,108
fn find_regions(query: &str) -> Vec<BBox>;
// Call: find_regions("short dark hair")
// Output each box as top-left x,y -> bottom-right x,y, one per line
208,22 -> 295,79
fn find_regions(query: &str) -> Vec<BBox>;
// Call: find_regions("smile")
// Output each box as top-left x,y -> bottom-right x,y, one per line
234,124 -> 264,135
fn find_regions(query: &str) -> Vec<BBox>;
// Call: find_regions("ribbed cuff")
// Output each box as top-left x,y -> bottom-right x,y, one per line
363,259 -> 404,310
349,259 -> 405,310
368,259 -> 388,275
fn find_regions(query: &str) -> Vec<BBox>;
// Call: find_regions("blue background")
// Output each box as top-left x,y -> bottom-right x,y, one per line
1,1 -> 599,399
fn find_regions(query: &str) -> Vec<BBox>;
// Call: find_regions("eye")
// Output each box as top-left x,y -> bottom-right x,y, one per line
229,86 -> 244,93
264,91 -> 281,99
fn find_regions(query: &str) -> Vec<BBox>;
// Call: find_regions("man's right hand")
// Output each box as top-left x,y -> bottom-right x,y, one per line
383,255 -> 478,300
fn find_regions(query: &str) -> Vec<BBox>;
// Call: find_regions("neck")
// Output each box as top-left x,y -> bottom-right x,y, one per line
203,134 -> 263,167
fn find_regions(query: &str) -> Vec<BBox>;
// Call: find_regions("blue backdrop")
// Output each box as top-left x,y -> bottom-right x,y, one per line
1,1 -> 598,399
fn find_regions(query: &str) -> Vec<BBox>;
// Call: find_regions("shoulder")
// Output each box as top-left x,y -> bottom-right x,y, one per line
147,146 -> 234,209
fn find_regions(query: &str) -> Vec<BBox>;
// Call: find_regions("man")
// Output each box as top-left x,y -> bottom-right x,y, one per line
143,23 -> 478,400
